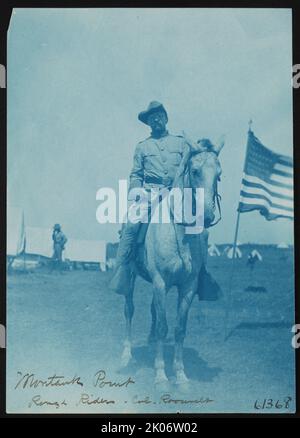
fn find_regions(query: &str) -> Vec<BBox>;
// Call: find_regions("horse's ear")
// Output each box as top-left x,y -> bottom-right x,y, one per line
182,131 -> 207,153
212,134 -> 226,155
197,138 -> 212,151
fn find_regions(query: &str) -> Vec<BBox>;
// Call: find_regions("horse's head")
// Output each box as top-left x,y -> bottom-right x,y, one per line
188,137 -> 224,228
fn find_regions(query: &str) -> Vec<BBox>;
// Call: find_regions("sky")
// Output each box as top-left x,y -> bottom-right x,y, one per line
7,8 -> 294,244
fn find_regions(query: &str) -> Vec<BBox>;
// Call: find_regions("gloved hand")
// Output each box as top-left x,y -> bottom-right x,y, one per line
128,187 -> 148,202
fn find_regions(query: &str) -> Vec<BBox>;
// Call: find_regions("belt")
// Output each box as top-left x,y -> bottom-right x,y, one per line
144,176 -> 173,187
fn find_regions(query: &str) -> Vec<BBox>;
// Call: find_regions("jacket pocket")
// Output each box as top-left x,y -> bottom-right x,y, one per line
169,151 -> 182,165
143,152 -> 160,171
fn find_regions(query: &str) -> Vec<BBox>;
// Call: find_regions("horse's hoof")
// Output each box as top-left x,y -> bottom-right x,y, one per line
121,351 -> 132,368
175,371 -> 189,386
155,377 -> 169,392
154,376 -> 168,385
176,381 -> 190,394
175,373 -> 190,393
154,370 -> 169,386
121,356 -> 132,368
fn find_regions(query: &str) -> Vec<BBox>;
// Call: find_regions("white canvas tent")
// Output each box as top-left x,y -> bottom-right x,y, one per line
250,249 -> 263,261
277,242 -> 289,249
8,216 -> 107,270
7,205 -> 25,256
25,226 -> 53,258
222,245 -> 230,255
64,239 -> 106,271
225,246 -> 242,259
106,258 -> 116,270
208,244 -> 220,257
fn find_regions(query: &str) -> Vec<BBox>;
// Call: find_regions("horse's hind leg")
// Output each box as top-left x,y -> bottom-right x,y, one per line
121,275 -> 135,367
152,275 -> 168,385
148,297 -> 157,344
174,280 -> 197,385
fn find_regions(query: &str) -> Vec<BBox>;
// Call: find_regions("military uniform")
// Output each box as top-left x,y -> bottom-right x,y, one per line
129,131 -> 188,191
52,226 -> 67,263
110,100 -> 215,298
110,131 -> 190,294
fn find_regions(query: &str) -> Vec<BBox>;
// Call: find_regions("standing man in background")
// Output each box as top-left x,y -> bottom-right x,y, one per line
52,223 -> 67,270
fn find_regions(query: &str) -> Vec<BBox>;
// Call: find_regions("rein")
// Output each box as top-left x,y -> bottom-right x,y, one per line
184,148 -> 222,228
209,186 -> 222,227
168,146 -> 222,229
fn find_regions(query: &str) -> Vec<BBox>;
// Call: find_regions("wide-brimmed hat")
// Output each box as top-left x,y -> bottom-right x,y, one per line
53,223 -> 61,230
138,101 -> 168,125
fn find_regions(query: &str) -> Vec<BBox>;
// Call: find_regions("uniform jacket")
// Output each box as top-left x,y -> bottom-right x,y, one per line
52,230 -> 67,249
129,131 -> 188,190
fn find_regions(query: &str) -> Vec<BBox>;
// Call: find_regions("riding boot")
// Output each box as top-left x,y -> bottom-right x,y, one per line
109,263 -> 134,295
109,221 -> 141,295
197,229 -> 223,300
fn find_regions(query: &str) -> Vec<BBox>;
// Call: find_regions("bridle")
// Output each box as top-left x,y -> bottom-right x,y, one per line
189,148 -> 222,229
209,181 -> 222,227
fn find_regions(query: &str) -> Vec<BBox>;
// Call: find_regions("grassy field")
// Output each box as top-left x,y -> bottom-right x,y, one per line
6,246 -> 295,413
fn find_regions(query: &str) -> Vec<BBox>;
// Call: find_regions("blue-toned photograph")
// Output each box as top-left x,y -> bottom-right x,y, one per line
6,8 -> 295,413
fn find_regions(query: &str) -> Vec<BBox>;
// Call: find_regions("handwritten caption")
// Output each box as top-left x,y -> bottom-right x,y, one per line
14,370 -> 214,410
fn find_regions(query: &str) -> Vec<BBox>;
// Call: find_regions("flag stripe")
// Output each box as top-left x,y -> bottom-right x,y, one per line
239,196 -> 294,218
245,171 -> 293,189
240,190 -> 293,212
270,173 -> 293,186
278,156 -> 293,167
272,168 -> 293,178
239,132 -> 293,220
238,202 -> 293,220
274,162 -> 294,174
240,185 -> 293,208
241,178 -> 293,201
242,173 -> 293,197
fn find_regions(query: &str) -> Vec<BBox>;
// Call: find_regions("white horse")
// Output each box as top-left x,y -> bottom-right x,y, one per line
121,138 -> 224,386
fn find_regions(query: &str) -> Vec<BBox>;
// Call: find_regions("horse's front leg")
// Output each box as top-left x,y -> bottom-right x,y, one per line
174,279 -> 197,385
153,275 -> 168,385
121,277 -> 135,367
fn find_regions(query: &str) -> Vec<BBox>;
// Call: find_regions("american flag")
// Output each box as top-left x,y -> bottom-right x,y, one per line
238,130 -> 293,220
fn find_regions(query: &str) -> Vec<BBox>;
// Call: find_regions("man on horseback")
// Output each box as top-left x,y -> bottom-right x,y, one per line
110,101 -> 219,298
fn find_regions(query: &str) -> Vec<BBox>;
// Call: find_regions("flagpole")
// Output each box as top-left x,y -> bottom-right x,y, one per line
231,210 -> 241,261
224,210 -> 241,340
224,121 -> 252,340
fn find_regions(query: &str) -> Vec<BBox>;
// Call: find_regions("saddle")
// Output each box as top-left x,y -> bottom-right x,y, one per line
134,222 -> 222,302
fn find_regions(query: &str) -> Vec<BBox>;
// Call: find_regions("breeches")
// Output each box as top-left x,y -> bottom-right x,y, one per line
115,221 -> 141,265
53,244 -> 63,261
